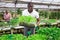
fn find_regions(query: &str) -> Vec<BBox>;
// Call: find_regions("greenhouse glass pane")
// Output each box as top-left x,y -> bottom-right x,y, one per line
5,3 -> 15,7
34,5 -> 48,8
20,0 -> 31,2
53,0 -> 60,3
50,6 -> 60,9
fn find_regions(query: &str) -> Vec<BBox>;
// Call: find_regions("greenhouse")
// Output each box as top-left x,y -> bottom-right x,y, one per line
0,0 -> 60,40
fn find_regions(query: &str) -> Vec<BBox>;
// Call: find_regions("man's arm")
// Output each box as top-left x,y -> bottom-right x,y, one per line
35,11 -> 40,26
36,18 -> 40,26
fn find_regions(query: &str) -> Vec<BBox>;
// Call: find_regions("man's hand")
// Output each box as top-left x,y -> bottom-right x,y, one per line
37,22 -> 40,26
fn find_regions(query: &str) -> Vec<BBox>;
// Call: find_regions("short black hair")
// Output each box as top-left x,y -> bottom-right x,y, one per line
28,2 -> 32,5
28,2 -> 33,7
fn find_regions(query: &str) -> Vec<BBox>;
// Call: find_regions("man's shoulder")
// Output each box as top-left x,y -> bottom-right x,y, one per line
33,10 -> 39,14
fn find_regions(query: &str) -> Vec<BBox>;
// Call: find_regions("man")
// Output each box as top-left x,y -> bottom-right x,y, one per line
3,10 -> 11,24
22,2 -> 40,36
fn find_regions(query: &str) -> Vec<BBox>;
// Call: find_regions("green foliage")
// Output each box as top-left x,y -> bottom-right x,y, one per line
39,11 -> 48,18
49,11 -> 60,19
0,12 -> 3,20
0,34 -> 47,40
40,19 -> 47,23
37,27 -> 60,40
10,10 -> 15,14
0,27 -> 60,40
0,34 -> 27,40
39,10 -> 60,19
0,22 -> 8,27
57,12 -> 60,19
49,12 -> 56,19
47,19 -> 56,23
17,8 -> 22,15
19,16 -> 36,27
40,19 -> 56,23
28,34 -> 47,40
9,17 -> 19,26
14,34 -> 27,40
19,16 -> 36,24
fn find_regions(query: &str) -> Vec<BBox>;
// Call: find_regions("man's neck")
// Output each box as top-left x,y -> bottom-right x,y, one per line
5,13 -> 8,14
28,10 -> 33,13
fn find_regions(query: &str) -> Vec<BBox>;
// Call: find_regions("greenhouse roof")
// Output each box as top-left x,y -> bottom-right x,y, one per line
0,0 -> 60,10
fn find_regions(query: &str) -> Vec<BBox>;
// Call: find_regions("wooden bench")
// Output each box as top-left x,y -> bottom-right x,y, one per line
0,26 -> 24,34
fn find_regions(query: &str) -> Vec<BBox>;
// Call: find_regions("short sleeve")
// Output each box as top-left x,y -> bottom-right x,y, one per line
35,12 -> 39,18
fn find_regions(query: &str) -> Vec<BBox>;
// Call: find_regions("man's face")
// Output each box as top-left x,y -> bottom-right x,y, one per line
28,3 -> 33,13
